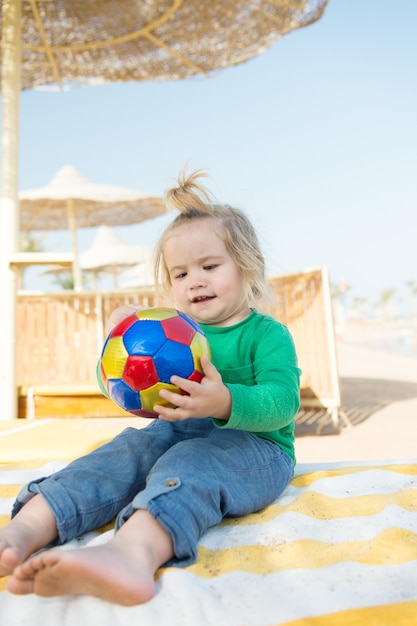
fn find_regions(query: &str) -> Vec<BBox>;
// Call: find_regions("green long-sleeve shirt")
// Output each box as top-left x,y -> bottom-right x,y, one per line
201,310 -> 301,464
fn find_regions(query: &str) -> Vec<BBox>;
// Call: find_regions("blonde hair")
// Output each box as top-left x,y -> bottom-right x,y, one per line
154,168 -> 271,308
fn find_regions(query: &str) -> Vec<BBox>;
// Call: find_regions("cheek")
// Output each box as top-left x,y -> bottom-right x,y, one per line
171,282 -> 187,301
224,268 -> 243,290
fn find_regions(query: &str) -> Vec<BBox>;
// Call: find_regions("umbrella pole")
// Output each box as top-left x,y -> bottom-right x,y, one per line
112,267 -> 118,288
0,0 -> 21,420
67,198 -> 83,291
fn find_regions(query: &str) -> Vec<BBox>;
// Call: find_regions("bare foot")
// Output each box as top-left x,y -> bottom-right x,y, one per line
7,543 -> 155,606
7,510 -> 174,606
0,494 -> 58,577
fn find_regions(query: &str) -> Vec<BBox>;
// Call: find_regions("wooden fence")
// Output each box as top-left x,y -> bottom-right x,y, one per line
17,268 -> 344,427
17,289 -> 160,387
268,268 -> 342,428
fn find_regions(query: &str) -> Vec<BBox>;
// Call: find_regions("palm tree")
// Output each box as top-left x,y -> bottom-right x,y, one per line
378,288 -> 396,319
18,232 -> 46,289
48,267 -> 92,291
51,271 -> 75,290
406,281 -> 417,320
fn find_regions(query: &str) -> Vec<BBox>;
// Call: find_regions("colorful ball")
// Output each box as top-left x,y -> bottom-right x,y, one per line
97,307 -> 211,418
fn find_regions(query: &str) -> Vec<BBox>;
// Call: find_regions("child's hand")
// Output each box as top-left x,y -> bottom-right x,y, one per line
154,355 -> 231,422
106,304 -> 147,333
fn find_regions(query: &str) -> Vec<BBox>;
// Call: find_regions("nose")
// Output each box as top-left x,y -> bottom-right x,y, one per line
188,268 -> 206,289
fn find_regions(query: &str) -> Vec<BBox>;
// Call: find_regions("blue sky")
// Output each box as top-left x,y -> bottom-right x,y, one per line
3,1 -> 417,310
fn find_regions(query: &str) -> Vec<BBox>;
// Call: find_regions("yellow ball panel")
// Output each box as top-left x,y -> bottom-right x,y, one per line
136,307 -> 178,322
190,333 -> 211,372
140,382 -> 180,412
101,337 -> 128,378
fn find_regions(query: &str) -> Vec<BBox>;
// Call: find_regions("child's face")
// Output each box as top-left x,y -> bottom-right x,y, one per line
163,221 -> 250,327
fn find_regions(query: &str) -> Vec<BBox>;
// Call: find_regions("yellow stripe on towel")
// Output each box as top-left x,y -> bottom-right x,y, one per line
222,489 -> 417,525
185,528 -> 417,577
280,600 -> 417,626
1,461 -> 49,471
0,485 -> 22,498
0,515 -> 10,527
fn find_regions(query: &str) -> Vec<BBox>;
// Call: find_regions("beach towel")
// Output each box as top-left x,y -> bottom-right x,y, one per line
1,419 -> 417,625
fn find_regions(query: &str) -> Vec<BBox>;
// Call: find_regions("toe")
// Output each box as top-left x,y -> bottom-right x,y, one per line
6,576 -> 35,595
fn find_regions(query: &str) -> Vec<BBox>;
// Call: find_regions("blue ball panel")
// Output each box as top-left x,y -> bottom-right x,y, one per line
108,378 -> 141,411
122,320 -> 166,356
153,340 -> 194,382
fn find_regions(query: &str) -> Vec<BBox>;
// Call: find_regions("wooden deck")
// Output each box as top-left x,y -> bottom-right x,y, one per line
17,268 -> 344,428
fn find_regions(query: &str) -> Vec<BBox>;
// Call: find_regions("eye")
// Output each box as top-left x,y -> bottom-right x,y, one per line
203,264 -> 217,271
174,271 -> 187,280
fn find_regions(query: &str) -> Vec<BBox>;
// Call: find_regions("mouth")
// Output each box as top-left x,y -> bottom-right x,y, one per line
191,295 -> 214,304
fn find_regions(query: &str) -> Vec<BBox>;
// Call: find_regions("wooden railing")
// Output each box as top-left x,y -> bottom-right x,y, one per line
17,289 -> 161,387
17,268 -> 343,425
267,268 -> 342,426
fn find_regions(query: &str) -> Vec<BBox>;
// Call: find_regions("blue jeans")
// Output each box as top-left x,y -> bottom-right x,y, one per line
13,419 -> 293,567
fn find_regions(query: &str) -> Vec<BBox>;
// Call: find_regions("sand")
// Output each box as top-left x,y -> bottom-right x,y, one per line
295,321 -> 417,464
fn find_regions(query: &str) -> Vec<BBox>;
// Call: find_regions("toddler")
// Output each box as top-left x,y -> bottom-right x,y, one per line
0,168 -> 300,605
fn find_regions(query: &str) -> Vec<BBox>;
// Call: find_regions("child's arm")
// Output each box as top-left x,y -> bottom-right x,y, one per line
218,324 -> 300,432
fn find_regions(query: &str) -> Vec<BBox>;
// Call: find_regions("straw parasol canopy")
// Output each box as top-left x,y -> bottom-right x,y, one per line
118,261 -> 155,289
5,0 -> 329,90
19,165 -> 164,290
43,225 -> 153,289
80,225 -> 152,271
80,224 -> 152,288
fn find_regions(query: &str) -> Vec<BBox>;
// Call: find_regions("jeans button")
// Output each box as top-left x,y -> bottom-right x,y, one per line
165,479 -> 178,488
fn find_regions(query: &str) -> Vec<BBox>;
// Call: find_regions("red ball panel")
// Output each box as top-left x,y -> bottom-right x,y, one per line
161,315 -> 196,345
179,369 -> 203,395
188,369 -> 204,383
108,314 -> 138,338
123,355 -> 159,391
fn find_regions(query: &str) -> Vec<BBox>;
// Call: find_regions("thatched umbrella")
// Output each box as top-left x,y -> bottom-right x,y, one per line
118,261 -> 156,289
19,166 -> 163,290
80,225 -> 152,288
4,1 -> 329,89
0,0 -> 328,419
43,225 -> 153,289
